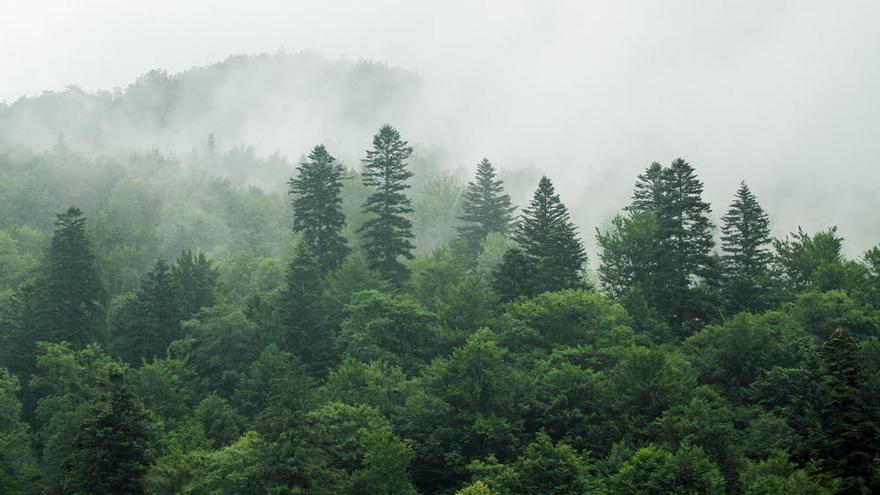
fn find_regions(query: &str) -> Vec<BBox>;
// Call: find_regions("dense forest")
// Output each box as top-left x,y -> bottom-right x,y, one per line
2,62 -> 880,495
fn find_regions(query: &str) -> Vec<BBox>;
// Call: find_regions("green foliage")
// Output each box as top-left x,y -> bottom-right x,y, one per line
774,227 -> 844,295
61,366 -> 156,495
359,124 -> 416,286
282,240 -> 334,372
721,182 -> 775,314
338,290 -> 445,373
172,249 -> 217,320
46,206 -> 108,346
0,368 -> 37,494
289,144 -> 349,273
610,443 -> 726,494
457,159 -> 515,258
513,176 -> 587,293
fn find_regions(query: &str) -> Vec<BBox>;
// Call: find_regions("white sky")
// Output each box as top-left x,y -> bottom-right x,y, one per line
2,0 -> 879,252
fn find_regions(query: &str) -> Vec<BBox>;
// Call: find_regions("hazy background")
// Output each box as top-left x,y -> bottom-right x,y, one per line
2,0 -> 879,255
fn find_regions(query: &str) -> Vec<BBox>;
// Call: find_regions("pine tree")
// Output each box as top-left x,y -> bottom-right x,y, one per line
359,124 -> 415,286
62,366 -> 154,495
46,206 -> 106,347
288,144 -> 349,273
457,158 -> 515,256
816,328 -> 880,493
513,176 -> 587,293
720,182 -> 773,314
282,240 -> 332,373
172,249 -> 217,320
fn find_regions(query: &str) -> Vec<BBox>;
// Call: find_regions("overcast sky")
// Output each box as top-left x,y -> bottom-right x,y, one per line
2,0 -> 879,253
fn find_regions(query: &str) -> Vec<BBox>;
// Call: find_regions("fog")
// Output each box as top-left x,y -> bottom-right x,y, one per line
3,0 -> 879,255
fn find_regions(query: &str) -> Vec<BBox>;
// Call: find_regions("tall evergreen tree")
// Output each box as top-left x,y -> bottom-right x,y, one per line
288,144 -> 349,273
720,182 -> 774,314
172,249 -> 217,320
115,259 -> 180,364
630,159 -> 719,333
457,158 -> 515,256
46,206 -> 106,346
62,366 -> 154,495
282,240 -> 332,373
816,328 -> 880,493
513,176 -> 587,293
359,124 -> 415,286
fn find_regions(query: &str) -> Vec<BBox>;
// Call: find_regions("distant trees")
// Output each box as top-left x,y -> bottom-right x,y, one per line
289,144 -> 349,273
494,176 -> 585,300
457,158 -> 515,257
359,124 -> 416,286
720,182 -> 774,313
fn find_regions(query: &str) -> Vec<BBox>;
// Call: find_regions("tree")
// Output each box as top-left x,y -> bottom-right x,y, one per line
774,227 -> 844,295
172,249 -> 217,320
282,240 -> 333,373
513,176 -> 586,293
815,328 -> 880,492
115,258 -> 180,364
628,159 -> 719,334
0,368 -> 37,494
721,182 -> 774,314
457,159 -> 515,257
492,247 -> 538,302
359,124 -> 416,286
62,366 -> 155,495
610,443 -> 726,494
46,206 -> 107,346
289,144 -> 349,273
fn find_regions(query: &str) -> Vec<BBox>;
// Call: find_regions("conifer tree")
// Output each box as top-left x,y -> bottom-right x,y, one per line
628,159 -> 719,332
282,240 -> 332,373
720,182 -> 773,313
172,249 -> 217,320
62,366 -> 154,495
816,328 -> 880,492
46,206 -> 106,346
359,124 -> 415,286
115,259 -> 180,363
288,144 -> 349,273
492,246 -> 538,301
457,158 -> 515,256
513,176 -> 586,293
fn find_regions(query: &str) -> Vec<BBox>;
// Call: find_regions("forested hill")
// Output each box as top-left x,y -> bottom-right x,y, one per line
1,121 -> 879,494
0,52 -> 419,160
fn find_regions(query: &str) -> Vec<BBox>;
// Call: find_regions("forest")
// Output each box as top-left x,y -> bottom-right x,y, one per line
1,59 -> 880,495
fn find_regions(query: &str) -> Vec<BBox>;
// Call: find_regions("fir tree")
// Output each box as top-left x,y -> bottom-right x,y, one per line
492,246 -> 538,302
513,176 -> 586,293
359,124 -> 415,286
172,249 -> 217,320
46,206 -> 106,346
816,328 -> 880,493
288,144 -> 349,273
62,366 -> 154,495
629,159 -> 719,333
457,158 -> 515,256
116,259 -> 180,364
720,182 -> 774,314
282,240 -> 332,373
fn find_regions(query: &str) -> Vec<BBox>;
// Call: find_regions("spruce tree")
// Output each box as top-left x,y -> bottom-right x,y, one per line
513,176 -> 587,293
492,246 -> 537,301
457,158 -> 515,256
629,159 -> 719,333
116,259 -> 180,364
172,249 -> 217,320
816,328 -> 880,492
46,206 -> 106,347
720,182 -> 773,314
62,366 -> 154,495
288,144 -> 349,273
359,124 -> 415,286
282,240 -> 332,373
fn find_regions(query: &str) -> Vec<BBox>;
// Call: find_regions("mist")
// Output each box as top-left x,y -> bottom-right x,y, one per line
3,0 -> 879,255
